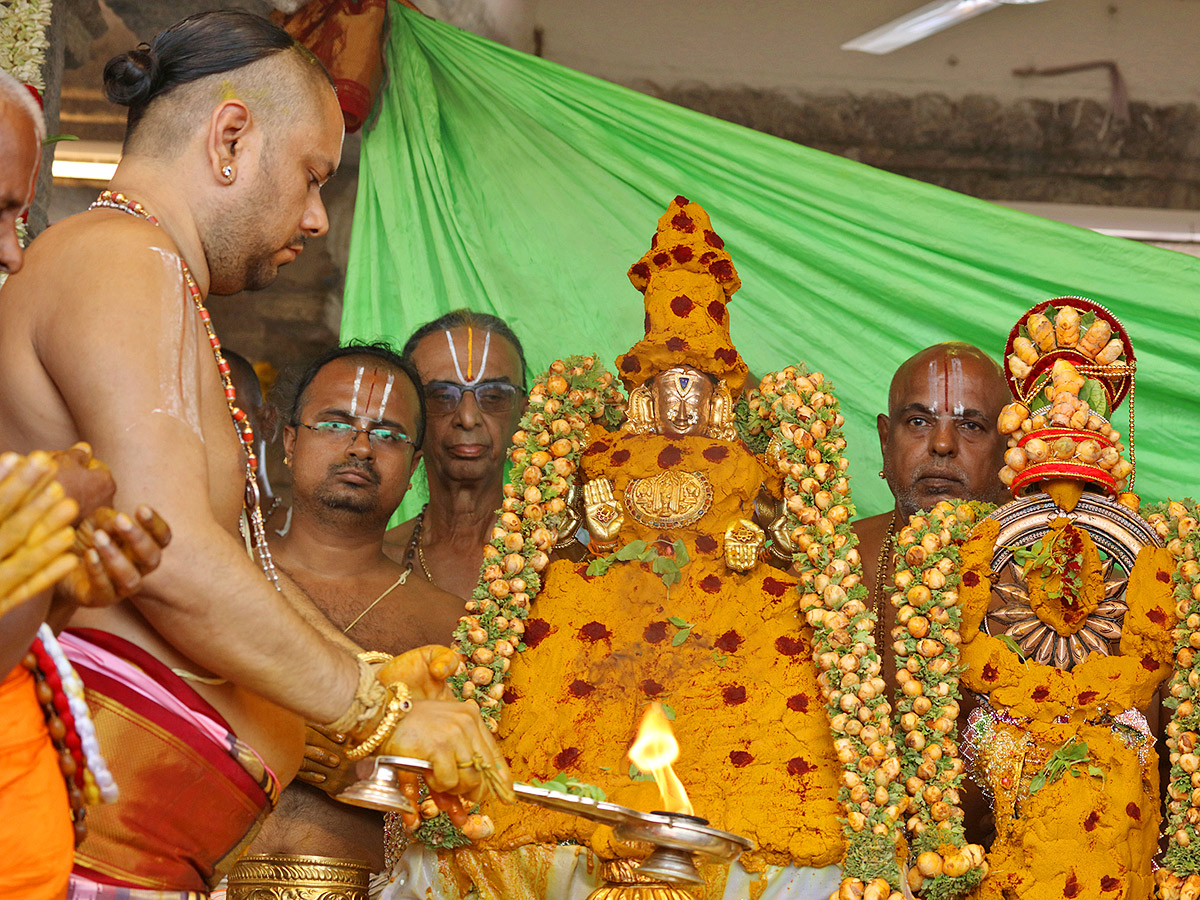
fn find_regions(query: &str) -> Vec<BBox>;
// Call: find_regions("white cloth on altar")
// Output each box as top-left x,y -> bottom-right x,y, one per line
379,844 -> 841,900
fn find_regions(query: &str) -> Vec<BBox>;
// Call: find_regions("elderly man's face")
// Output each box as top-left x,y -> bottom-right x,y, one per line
0,101 -> 41,275
878,349 -> 1010,517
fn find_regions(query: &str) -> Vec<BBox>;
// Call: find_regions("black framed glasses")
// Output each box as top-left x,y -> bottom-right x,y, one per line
424,380 -> 522,415
297,421 -> 413,448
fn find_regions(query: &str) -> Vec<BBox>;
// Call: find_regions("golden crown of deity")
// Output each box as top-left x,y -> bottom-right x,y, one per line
997,297 -> 1136,497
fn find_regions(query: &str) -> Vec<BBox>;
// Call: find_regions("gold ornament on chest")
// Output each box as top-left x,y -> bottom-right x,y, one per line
624,471 -> 714,530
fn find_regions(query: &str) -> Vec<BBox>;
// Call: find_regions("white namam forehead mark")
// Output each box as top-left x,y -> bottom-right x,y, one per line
949,356 -> 965,417
349,365 -> 364,417
445,328 -> 492,386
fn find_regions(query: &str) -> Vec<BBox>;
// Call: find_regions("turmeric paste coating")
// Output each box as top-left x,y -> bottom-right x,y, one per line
959,521 -> 1174,898
477,429 -> 843,871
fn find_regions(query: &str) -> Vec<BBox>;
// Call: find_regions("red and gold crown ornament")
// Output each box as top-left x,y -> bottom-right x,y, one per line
996,297 -> 1137,506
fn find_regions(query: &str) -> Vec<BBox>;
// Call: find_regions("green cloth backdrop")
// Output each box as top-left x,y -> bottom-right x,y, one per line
342,6 -> 1200,521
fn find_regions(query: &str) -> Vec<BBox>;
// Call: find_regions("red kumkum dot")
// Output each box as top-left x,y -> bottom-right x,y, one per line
695,535 -> 718,553
650,233 -> 658,249
653,252 -> 670,267
707,300 -> 726,324
671,245 -> 694,264
1063,874 -> 1081,899
700,575 -> 722,594
502,686 -> 521,704
728,750 -> 753,767
523,618 -> 551,649
580,621 -> 611,642
714,348 -> 738,366
775,635 -> 805,656
709,259 -> 734,281
674,195 -> 690,206
667,337 -> 689,352
762,577 -> 789,597
704,230 -> 724,249
568,680 -> 595,698
670,295 -> 694,317
658,446 -> 683,468
703,446 -> 728,462
698,251 -> 716,265
786,757 -> 814,776
1148,607 -> 1166,625
962,571 -> 980,587
630,262 -> 650,281
1157,570 -> 1171,583
1083,810 -> 1099,831
982,663 -> 999,682
644,312 -> 651,333
1032,685 -> 1050,702
1078,690 -> 1098,705
554,747 -> 581,770
715,629 -> 742,652
1100,877 -> 1120,892
787,693 -> 809,712
1141,654 -> 1159,672
722,685 -> 747,705
586,440 -> 611,456
611,449 -> 631,465
1126,802 -> 1141,821
641,679 -> 664,697
644,621 -> 668,643
621,356 -> 641,374
672,212 -> 695,233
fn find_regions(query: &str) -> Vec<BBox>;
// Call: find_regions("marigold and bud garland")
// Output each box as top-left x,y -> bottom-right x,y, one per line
1147,499 -> 1200,899
450,355 -> 625,727
744,365 -> 907,899
888,502 -> 991,898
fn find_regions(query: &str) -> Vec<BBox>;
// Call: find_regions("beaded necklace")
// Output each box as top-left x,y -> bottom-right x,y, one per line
88,191 -> 279,588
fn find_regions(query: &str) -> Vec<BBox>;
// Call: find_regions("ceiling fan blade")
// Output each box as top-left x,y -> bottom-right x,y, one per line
842,0 -> 1004,54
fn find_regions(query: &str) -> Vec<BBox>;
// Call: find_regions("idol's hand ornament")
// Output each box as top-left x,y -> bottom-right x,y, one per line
553,485 -> 583,549
767,499 -> 796,563
583,478 -> 623,544
724,518 -> 765,572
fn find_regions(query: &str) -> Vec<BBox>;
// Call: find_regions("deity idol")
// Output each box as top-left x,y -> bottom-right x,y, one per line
393,198 -> 846,900
935,299 -> 1177,899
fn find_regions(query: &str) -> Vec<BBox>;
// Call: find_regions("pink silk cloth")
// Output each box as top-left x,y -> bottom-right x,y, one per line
61,629 -> 280,893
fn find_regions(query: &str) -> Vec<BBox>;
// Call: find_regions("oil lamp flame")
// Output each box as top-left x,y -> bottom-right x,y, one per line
628,702 -> 694,816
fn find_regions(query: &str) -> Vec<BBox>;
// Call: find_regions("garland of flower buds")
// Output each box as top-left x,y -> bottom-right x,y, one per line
1146,500 -> 1200,899
744,365 -> 906,899
889,502 -> 991,899
448,355 -> 625,729
414,357 -> 624,850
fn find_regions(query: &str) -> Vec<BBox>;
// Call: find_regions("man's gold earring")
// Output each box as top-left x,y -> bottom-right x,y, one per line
222,165 -> 234,182
284,455 -> 292,467
878,470 -> 885,479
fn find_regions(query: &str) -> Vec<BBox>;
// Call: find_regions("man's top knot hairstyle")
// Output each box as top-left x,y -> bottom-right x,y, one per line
103,10 -> 331,137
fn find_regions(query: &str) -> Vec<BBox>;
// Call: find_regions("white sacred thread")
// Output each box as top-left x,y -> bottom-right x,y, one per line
445,329 -> 492,386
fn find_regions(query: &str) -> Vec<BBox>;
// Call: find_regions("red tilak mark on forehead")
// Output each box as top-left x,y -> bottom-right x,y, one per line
363,370 -> 379,415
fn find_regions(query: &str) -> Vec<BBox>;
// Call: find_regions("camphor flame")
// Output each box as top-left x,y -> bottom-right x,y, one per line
628,702 -> 694,816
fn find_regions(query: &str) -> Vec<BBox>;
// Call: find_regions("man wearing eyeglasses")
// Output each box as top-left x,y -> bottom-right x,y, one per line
384,311 -> 529,600
242,342 -> 464,884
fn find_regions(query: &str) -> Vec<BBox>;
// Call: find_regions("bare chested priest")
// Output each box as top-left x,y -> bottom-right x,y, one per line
0,11 -> 506,896
246,343 -> 463,886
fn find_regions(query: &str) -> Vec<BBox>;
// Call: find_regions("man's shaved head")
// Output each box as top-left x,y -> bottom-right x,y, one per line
104,9 -> 333,157
879,341 -> 1011,516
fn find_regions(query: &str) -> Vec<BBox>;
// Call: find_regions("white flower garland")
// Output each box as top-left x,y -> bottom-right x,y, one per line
0,0 -> 53,90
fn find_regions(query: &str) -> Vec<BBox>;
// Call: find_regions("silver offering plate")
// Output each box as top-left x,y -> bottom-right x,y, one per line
339,755 -> 753,884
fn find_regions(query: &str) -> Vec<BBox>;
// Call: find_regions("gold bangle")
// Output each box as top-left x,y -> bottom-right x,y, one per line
345,681 -> 413,761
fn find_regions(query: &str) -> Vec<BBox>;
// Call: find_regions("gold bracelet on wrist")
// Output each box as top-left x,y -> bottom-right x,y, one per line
357,650 -> 393,666
345,681 -> 413,761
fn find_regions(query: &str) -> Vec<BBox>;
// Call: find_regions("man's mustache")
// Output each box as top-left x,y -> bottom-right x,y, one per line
329,461 -> 380,485
912,462 -> 968,485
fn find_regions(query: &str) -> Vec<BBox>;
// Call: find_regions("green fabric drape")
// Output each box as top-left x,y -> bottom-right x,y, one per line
343,7 -> 1200,520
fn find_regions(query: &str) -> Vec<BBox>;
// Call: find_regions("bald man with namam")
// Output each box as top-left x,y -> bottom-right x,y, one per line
853,341 -> 1011,842
0,12 -> 505,895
